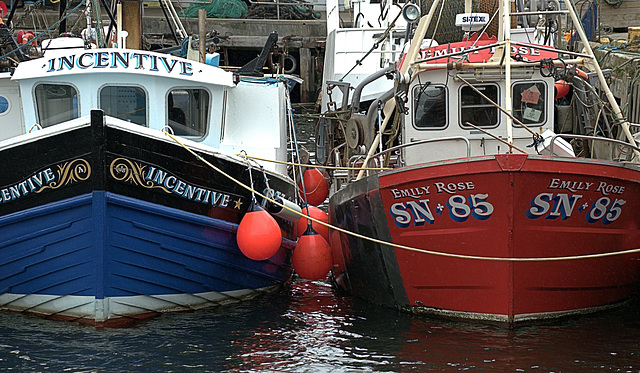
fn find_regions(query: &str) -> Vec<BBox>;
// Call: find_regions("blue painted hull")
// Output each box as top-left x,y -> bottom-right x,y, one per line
0,112 -> 296,326
0,191 -> 293,326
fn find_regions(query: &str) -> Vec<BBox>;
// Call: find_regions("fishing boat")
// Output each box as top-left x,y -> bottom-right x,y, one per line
0,12 -> 302,325
318,0 -> 640,323
319,0 -> 422,113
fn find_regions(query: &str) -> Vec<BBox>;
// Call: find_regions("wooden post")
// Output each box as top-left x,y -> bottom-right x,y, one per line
122,0 -> 142,49
199,9 -> 206,63
300,47 -> 311,103
117,3 -> 123,48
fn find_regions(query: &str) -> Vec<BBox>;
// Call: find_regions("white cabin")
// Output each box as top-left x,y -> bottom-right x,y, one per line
0,48 -> 290,175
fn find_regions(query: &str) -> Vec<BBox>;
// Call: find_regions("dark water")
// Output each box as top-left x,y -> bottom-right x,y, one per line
1,277 -> 640,372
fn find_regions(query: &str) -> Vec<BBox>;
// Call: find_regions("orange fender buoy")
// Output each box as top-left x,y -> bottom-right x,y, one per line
236,202 -> 282,261
554,80 -> 570,99
298,168 -> 328,206
293,226 -> 333,280
296,205 -> 329,242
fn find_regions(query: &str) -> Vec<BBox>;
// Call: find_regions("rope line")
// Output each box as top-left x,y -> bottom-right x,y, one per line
164,132 -> 640,262
234,153 -> 391,171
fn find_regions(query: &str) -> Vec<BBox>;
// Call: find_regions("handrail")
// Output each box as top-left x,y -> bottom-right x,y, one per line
549,134 -> 640,161
347,154 -> 375,182
351,66 -> 394,113
373,136 -> 471,159
510,10 -> 569,15
347,136 -> 472,181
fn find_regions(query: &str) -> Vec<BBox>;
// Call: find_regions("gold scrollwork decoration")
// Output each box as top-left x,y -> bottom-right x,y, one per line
37,158 -> 92,192
109,157 -> 170,193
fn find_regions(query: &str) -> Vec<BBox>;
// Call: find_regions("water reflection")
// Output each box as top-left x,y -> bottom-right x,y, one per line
1,278 -> 639,372
229,280 -> 362,372
224,278 -> 640,372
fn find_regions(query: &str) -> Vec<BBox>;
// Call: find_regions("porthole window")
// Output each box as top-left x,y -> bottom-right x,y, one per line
0,96 -> 8,114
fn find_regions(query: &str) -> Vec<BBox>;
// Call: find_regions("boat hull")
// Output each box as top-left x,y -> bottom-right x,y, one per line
0,112 -> 295,326
329,154 -> 640,323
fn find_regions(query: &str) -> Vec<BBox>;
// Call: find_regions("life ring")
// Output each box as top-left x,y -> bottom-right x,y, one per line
283,54 -> 297,74
23,31 -> 37,46
0,2 -> 7,19
17,30 -> 37,46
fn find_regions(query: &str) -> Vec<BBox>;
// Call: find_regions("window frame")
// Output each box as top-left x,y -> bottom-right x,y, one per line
411,83 -> 448,130
165,87 -> 211,140
511,80 -> 547,128
458,83 -> 500,130
98,84 -> 149,127
34,82 -> 80,128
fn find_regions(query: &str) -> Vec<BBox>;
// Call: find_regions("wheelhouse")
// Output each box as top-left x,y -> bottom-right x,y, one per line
1,48 -> 290,175
403,69 -> 555,165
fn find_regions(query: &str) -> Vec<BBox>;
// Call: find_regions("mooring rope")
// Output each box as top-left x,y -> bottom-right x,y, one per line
234,154 -> 391,171
164,131 -> 640,262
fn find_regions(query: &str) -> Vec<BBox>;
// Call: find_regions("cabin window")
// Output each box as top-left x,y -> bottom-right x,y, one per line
99,86 -> 147,126
167,88 -> 210,138
460,84 -> 499,128
0,96 -> 8,115
34,84 -> 79,127
413,84 -> 447,129
512,82 -> 546,126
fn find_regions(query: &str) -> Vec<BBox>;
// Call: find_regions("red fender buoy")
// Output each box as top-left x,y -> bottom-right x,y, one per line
298,168 -> 328,206
296,205 -> 329,242
575,68 -> 589,80
236,202 -> 282,261
554,80 -> 570,99
292,226 -> 333,280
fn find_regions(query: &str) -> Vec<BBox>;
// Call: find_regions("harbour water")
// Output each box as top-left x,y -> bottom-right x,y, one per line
1,277 -> 640,372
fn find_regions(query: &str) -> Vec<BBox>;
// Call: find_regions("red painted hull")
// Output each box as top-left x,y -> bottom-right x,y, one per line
329,154 -> 640,323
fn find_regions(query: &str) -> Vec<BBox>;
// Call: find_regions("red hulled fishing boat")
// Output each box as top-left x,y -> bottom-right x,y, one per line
318,0 -> 640,323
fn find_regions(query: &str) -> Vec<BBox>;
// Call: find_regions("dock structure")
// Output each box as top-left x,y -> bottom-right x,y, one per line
1,0 -> 326,103
599,0 -> 640,31
144,12 -> 327,103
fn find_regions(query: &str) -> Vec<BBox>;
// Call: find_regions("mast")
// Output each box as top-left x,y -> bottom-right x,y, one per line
503,0 -> 513,147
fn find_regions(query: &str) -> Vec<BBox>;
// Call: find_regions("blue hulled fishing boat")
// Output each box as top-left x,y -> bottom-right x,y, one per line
0,23 -> 300,325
